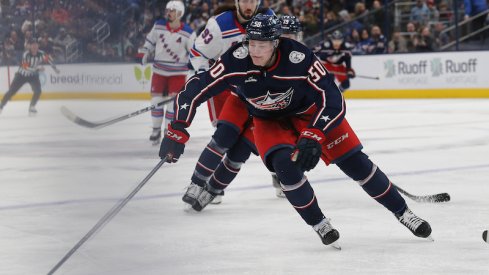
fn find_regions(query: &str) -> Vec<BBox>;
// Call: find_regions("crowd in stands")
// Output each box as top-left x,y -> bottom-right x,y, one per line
0,0 -> 487,65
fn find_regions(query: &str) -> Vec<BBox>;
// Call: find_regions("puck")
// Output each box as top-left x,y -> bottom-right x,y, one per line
483,230 -> 488,243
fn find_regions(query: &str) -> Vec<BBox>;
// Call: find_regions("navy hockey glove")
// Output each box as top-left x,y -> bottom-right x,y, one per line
347,68 -> 356,79
291,128 -> 325,172
159,122 -> 190,163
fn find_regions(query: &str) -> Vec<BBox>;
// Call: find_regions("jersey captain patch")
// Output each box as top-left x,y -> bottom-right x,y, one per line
289,51 -> 305,64
233,46 -> 249,59
246,88 -> 294,111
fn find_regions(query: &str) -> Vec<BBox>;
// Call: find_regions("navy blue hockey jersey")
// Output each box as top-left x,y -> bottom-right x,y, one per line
174,38 -> 345,135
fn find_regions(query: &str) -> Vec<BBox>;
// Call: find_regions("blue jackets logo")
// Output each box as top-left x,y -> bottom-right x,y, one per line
246,88 -> 294,110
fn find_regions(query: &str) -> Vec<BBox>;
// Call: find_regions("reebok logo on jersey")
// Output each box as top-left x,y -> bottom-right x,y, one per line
326,133 -> 349,149
245,76 -> 257,83
246,88 -> 294,111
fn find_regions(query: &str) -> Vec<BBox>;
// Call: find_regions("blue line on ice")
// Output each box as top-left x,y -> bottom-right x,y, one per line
1,163 -> 488,211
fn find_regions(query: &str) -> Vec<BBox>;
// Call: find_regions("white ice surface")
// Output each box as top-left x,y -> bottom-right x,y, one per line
0,99 -> 488,275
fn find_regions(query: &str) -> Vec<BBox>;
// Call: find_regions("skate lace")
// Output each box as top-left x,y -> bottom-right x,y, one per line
315,218 -> 333,237
185,183 -> 203,198
197,189 -> 215,205
399,210 -> 423,231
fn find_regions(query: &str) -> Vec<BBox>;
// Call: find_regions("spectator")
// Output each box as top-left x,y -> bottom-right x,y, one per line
414,26 -> 435,52
357,28 -> 371,54
367,25 -> 387,54
370,0 -> 385,28
405,21 -> 418,52
427,0 -> 440,22
38,31 -> 54,55
438,1 -> 453,25
388,28 -> 408,53
410,0 -> 431,26
349,28 -> 366,55
433,21 -> 450,50
464,0 -> 488,40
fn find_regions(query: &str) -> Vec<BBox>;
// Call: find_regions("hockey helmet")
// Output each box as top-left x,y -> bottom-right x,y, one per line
246,14 -> 282,41
280,15 -> 302,34
166,0 -> 185,19
331,30 -> 344,41
235,0 -> 261,21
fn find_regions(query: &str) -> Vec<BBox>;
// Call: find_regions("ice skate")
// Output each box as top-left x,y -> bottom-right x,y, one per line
210,190 -> 224,204
149,128 -> 161,145
192,185 -> 221,212
182,182 -> 204,207
395,207 -> 433,240
28,106 -> 37,116
0,106 -> 3,115
271,173 -> 285,198
313,218 -> 341,249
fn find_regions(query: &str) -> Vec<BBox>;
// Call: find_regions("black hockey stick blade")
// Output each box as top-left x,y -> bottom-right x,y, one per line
60,96 -> 175,130
393,184 -> 450,203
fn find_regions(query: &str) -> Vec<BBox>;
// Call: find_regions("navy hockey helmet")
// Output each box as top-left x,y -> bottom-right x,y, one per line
280,15 -> 302,34
331,30 -> 344,40
246,14 -> 282,41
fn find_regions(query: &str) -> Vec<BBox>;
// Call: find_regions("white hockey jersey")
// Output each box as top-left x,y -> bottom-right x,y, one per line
142,19 -> 195,76
190,9 -> 274,72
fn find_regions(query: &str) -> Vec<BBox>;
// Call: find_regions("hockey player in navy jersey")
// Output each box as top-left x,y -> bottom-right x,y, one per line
138,1 -> 195,144
184,0 -> 274,205
183,14 -> 302,207
160,14 -> 432,247
314,30 -> 355,92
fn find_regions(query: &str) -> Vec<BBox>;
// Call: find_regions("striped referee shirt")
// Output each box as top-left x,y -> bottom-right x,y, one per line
17,50 -> 55,77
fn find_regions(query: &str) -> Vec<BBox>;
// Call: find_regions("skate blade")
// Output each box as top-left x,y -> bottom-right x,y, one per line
426,235 -> 434,242
151,140 -> 161,146
183,203 -> 198,213
329,240 -> 341,250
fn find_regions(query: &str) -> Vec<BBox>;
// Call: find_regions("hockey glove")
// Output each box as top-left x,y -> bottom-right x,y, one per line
291,128 -> 325,172
159,122 -> 190,163
137,48 -> 148,65
347,68 -> 356,79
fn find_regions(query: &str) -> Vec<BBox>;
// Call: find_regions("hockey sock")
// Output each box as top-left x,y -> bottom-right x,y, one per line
191,138 -> 227,187
208,138 -> 252,190
271,148 -> 325,226
337,151 -> 406,214
151,95 -> 164,129
164,100 -> 175,129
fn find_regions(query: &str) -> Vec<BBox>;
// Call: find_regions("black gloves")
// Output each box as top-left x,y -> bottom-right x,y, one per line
291,128 -> 325,172
159,122 -> 190,163
347,68 -> 356,79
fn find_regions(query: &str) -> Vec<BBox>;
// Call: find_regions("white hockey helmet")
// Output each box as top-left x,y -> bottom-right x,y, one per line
166,0 -> 185,19
235,0 -> 261,21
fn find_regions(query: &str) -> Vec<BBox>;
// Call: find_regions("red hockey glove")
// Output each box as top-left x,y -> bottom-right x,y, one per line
291,128 -> 325,172
347,68 -> 356,79
159,122 -> 190,163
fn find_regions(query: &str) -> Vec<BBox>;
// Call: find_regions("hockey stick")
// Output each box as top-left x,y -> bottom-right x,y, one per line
329,71 -> 380,80
393,183 -> 450,203
47,159 -> 166,275
60,96 -> 175,129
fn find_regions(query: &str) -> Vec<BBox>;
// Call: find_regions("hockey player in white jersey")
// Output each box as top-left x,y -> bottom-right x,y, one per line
189,0 -> 274,125
138,0 -> 195,144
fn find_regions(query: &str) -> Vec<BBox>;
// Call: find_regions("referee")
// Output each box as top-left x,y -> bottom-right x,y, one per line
0,38 -> 60,115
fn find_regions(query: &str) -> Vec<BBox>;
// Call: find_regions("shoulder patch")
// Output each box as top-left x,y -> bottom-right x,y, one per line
233,46 -> 248,59
289,51 -> 305,64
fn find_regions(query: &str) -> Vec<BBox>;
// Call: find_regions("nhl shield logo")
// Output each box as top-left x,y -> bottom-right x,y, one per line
233,46 -> 249,59
289,51 -> 305,64
246,88 -> 294,111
